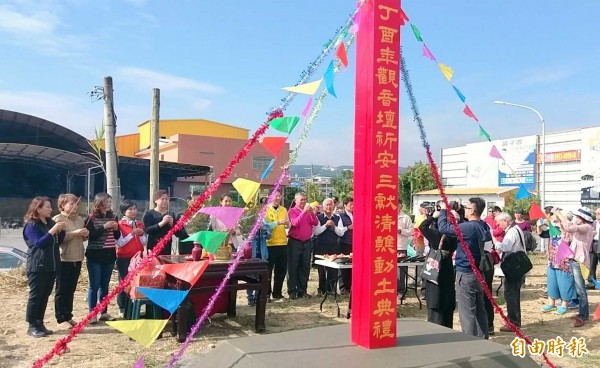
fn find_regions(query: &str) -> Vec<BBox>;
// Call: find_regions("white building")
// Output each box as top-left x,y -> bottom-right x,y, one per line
418,126 -> 600,213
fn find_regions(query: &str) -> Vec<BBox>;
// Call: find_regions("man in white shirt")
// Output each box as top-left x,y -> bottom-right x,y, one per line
397,200 -> 414,294
587,208 -> 600,289
493,212 -> 526,332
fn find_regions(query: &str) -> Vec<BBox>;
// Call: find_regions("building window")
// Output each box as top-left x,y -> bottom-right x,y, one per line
190,184 -> 205,196
253,156 -> 271,172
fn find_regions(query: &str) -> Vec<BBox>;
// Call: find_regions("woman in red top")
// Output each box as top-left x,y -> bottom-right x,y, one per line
115,200 -> 147,317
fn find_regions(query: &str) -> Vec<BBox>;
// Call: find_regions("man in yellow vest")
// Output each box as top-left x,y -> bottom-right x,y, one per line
264,191 -> 289,302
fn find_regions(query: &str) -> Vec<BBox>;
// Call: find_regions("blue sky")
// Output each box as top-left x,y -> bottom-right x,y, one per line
2,0 -> 600,167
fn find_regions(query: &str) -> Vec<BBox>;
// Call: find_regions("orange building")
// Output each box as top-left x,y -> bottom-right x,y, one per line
115,118 -> 289,201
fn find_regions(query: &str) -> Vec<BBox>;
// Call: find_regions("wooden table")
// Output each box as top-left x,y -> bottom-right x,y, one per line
158,255 -> 269,342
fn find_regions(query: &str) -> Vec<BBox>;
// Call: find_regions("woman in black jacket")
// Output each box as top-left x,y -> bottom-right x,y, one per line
419,213 -> 457,328
143,190 -> 188,255
23,197 -> 66,337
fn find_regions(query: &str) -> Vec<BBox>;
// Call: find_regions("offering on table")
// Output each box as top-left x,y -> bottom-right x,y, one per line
321,253 -> 352,264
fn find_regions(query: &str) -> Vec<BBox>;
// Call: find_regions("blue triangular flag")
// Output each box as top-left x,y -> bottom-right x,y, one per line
261,159 -> 275,181
407,239 -> 416,257
136,287 -> 189,314
324,60 -> 337,98
452,86 -> 466,102
515,184 -> 531,200
591,277 -> 600,290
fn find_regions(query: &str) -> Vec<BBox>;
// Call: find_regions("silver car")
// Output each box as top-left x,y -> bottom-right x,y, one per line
0,246 -> 27,272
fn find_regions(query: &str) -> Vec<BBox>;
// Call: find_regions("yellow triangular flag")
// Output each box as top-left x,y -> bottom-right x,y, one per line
282,79 -> 322,95
232,178 -> 260,204
438,63 -> 454,81
581,262 -> 590,281
106,319 -> 168,348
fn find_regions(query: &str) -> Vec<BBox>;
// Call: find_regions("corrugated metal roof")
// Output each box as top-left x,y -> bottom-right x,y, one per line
414,187 -> 521,196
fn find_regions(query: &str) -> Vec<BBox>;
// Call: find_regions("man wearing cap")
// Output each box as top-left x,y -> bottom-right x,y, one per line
587,208 -> 600,289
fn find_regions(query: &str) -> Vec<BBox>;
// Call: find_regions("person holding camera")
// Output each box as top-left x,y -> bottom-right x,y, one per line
438,197 -> 492,339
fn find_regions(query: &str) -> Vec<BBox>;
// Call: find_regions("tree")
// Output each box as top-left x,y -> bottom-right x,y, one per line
283,186 -> 299,208
331,170 -> 354,200
305,181 -> 324,204
503,195 -> 540,220
399,162 -> 437,209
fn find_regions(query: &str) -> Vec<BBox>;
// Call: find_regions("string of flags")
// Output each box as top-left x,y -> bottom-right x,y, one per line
405,10 -> 532,200
111,9 -> 360,366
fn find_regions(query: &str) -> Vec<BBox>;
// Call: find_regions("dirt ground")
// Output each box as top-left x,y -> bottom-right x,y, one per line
0,253 -> 597,368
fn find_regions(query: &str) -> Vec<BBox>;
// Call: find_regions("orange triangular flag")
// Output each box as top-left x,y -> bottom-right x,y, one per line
158,260 -> 209,286
260,137 -> 287,157
336,43 -> 348,68
594,304 -> 600,321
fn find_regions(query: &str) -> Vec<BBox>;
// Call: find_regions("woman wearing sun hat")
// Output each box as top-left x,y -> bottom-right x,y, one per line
556,206 -> 594,327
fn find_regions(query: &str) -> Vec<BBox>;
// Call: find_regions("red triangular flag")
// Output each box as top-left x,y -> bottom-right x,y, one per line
336,43 -> 348,68
463,104 -> 479,122
260,137 -> 287,157
593,304 -> 600,321
399,8 -> 409,25
158,261 -> 209,286
529,202 -> 545,220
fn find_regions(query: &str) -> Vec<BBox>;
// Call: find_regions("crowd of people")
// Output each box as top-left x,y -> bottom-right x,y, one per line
21,188 -> 598,341
410,197 -> 598,340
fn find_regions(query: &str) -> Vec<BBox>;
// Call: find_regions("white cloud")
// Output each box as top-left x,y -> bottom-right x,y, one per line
0,90 -> 100,136
117,67 -> 224,94
190,98 -> 213,112
0,1 -> 88,57
521,65 -> 576,86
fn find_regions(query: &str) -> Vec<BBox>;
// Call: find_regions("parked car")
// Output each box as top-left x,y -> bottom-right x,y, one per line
0,246 -> 27,272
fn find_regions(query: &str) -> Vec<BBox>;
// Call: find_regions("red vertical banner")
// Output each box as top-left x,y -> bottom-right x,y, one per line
352,0 -> 401,349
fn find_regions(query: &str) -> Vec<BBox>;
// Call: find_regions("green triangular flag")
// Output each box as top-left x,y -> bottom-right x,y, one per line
479,125 -> 491,141
269,116 -> 300,134
183,231 -> 229,253
548,222 -> 561,237
323,39 -> 332,49
410,24 -> 423,42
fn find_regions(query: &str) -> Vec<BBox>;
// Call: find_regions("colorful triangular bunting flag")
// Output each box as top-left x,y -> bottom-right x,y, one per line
136,287 -> 188,314
593,302 -> 600,321
548,222 -> 561,237
422,44 -> 436,61
261,159 -> 275,181
478,125 -> 491,141
581,263 -> 590,280
528,202 -> 545,220
438,63 -> 454,81
324,60 -> 337,98
260,136 -> 287,157
554,240 -> 574,264
232,178 -> 261,204
134,355 -> 144,368
489,145 -> 503,159
302,97 -> 313,117
159,260 -> 209,286
198,207 -> 244,229
269,116 -> 300,134
410,24 -> 422,42
515,184 -> 531,200
336,43 -> 349,68
282,79 -> 322,95
399,8 -> 409,24
453,86 -> 466,102
106,320 -> 169,348
463,104 -> 479,122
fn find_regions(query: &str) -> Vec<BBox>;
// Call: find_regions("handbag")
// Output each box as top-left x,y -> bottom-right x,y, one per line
500,226 -> 533,280
420,235 -> 445,285
477,230 -> 494,273
490,248 -> 501,265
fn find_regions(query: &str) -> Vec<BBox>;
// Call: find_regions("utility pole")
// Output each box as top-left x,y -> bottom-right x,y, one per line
150,88 -> 160,202
103,76 -> 120,213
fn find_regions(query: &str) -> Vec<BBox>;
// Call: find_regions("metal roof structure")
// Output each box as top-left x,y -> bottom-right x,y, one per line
0,143 -> 96,173
0,109 -> 212,178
